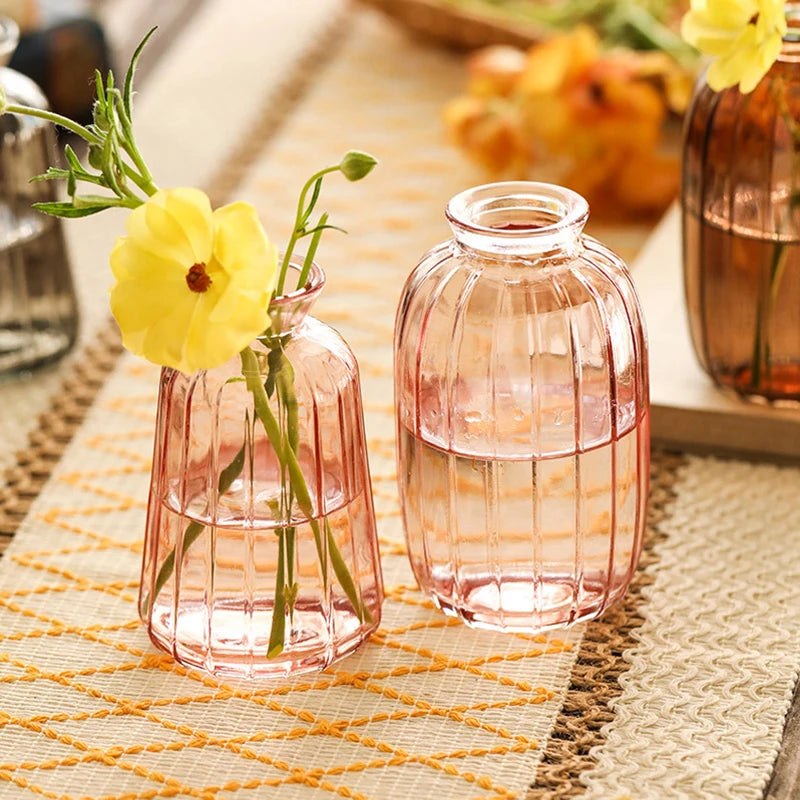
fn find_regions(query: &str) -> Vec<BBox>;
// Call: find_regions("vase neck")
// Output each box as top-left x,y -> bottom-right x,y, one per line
267,260 -> 324,336
446,181 -> 589,259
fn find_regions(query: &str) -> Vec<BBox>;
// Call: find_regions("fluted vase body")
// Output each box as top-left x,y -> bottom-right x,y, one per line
394,182 -> 650,633
139,263 -> 383,678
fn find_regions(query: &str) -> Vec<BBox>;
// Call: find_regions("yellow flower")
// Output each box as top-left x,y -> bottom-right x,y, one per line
681,0 -> 786,93
109,187 -> 277,374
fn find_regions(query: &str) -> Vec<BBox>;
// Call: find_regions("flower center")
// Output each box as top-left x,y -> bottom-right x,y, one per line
185,263 -> 212,293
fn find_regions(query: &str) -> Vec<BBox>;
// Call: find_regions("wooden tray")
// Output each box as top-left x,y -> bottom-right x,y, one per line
631,205 -> 800,462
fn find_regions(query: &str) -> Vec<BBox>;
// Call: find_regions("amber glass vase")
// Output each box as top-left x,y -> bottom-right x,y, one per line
394,182 -> 650,633
682,25 -> 800,402
139,263 -> 383,678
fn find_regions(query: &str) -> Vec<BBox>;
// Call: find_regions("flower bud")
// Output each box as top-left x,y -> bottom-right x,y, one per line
338,150 -> 378,181
92,100 -> 110,132
88,145 -> 104,170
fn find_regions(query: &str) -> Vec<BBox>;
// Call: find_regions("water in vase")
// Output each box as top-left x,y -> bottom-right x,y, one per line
399,411 -> 648,632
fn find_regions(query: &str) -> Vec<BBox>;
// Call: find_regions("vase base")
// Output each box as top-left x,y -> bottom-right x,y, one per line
420,570 -> 630,634
711,363 -> 800,406
144,596 -> 381,679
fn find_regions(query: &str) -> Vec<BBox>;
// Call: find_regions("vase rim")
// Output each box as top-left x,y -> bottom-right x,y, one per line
446,181 -> 589,257
270,259 -> 325,309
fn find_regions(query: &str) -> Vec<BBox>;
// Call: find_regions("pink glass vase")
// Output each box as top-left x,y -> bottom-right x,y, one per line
394,182 -> 650,633
139,262 -> 383,678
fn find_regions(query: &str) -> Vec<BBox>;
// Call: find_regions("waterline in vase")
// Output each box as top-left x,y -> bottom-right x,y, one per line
398,413 -> 648,632
146,487 -> 377,678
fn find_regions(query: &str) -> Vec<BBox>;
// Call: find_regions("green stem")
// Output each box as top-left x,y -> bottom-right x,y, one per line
4,102 -> 101,144
144,443 -> 246,615
275,349 -> 299,620
268,530 -> 287,658
276,166 -> 338,294
4,100 -> 157,202
751,241 -> 790,390
241,347 -> 327,569
241,346 -> 368,629
750,88 -> 799,392
297,212 -> 328,291
110,89 -> 157,195
145,344 -> 370,657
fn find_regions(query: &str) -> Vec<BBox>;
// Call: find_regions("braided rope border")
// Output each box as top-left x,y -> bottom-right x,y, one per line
527,450 -> 687,798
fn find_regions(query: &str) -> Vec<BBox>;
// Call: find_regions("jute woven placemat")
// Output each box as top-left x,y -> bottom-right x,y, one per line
1,6 -> 799,800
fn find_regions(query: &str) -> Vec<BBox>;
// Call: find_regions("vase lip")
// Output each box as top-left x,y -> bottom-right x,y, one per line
270,259 -> 325,309
446,181 -> 589,257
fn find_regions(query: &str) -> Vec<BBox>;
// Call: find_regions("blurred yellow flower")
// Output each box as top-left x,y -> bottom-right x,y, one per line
681,0 -> 786,92
444,26 -> 686,220
109,187 -> 277,374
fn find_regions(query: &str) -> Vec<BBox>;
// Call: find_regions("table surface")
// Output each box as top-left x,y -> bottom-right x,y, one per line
1,3 -> 799,800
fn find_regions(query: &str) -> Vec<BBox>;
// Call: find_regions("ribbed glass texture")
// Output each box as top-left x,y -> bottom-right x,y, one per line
682,26 -> 800,402
394,182 -> 650,633
139,263 -> 383,678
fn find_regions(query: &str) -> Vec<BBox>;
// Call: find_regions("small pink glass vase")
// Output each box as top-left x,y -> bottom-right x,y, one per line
394,182 -> 650,633
139,262 -> 383,678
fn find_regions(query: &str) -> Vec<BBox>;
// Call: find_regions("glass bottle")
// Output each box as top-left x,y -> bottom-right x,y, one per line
682,13 -> 800,402
0,17 -> 78,375
139,262 -> 383,678
394,182 -> 650,633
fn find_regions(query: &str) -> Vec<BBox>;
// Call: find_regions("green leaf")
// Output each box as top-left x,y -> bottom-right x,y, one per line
29,167 -> 70,182
94,69 -> 105,104
124,26 -> 157,120
303,222 -> 347,237
32,201 -> 110,218
146,519 -> 205,617
218,444 -> 245,494
265,347 -> 283,399
267,531 -> 287,658
64,144 -> 83,172
325,518 -> 371,623
300,176 -> 323,225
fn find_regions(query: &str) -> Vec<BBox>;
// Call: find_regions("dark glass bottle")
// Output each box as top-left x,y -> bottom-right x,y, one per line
682,20 -> 800,402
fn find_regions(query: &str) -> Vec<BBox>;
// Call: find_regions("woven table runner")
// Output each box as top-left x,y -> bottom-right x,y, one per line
1,7 -> 800,800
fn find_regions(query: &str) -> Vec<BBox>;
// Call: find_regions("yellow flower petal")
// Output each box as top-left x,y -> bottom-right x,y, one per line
209,201 -> 277,325
109,234 -> 183,283
109,188 -> 277,374
682,0 -> 786,93
139,294 -> 202,371
109,270 -> 189,336
125,188 -> 212,266
212,201 -> 278,283
161,187 -> 214,263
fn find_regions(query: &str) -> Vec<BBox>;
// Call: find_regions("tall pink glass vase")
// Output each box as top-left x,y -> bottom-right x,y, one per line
394,182 -> 650,633
139,262 -> 383,678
